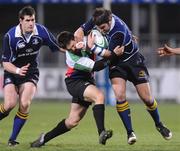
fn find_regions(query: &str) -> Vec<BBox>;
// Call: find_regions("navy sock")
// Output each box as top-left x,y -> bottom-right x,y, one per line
116,100 -> 133,135
9,111 -> 28,141
146,99 -> 160,126
0,104 -> 10,120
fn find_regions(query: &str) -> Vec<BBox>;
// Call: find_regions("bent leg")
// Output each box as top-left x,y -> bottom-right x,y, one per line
0,84 -> 18,120
111,78 -> 134,135
135,83 -> 161,125
136,82 -> 172,140
43,103 -> 87,144
83,84 -> 105,134
9,82 -> 36,143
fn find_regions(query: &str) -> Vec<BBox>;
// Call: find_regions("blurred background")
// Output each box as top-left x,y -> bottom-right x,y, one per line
0,0 -> 180,104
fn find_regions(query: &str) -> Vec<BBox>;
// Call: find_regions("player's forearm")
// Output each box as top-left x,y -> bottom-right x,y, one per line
74,27 -> 84,42
2,62 -> 20,74
92,52 -> 118,72
170,48 -> 180,55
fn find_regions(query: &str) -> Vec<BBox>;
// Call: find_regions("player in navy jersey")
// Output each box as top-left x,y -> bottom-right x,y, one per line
75,7 -> 172,144
1,6 -> 61,146
30,31 -> 124,147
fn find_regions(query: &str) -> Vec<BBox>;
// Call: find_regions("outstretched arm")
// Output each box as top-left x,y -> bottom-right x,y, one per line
158,44 -> 180,56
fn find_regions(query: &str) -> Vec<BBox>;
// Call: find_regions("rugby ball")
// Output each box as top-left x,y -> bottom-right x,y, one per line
91,29 -> 108,48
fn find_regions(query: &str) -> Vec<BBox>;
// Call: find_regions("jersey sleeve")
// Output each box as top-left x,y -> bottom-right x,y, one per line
81,18 -> 95,35
41,25 -> 60,52
2,33 -> 13,62
109,32 -> 124,51
66,51 -> 95,72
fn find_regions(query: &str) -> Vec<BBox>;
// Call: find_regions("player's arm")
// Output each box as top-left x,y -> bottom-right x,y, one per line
74,18 -> 95,42
92,46 -> 124,71
69,46 -> 122,72
158,44 -> 180,56
42,25 -> 65,53
2,62 -> 30,76
2,34 -> 30,76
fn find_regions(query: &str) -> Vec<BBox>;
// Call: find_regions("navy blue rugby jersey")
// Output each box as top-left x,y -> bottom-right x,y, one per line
2,23 -> 60,69
81,14 -> 139,62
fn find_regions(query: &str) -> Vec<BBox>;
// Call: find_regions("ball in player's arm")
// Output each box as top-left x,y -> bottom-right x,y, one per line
1,5 -> 62,146
30,31 -> 124,147
75,7 -> 172,145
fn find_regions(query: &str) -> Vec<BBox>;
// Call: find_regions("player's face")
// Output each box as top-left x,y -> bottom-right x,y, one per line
97,22 -> 111,34
20,15 -> 35,33
66,40 -> 77,51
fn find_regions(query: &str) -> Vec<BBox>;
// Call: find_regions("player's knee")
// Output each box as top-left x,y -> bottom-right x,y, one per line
66,118 -> 80,129
141,96 -> 153,105
94,92 -> 105,104
19,101 -> 31,112
4,101 -> 17,111
116,93 -> 126,102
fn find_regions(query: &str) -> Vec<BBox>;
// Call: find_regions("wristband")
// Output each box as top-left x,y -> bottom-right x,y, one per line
16,68 -> 20,74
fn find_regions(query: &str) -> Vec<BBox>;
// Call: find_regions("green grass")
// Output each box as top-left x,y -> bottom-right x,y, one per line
0,101 -> 180,151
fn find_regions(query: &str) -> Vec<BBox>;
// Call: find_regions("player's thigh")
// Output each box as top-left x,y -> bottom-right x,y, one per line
83,84 -> 104,103
19,82 -> 37,106
3,84 -> 18,109
68,103 -> 88,122
135,82 -> 153,101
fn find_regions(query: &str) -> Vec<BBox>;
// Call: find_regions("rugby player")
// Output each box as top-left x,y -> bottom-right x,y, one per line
74,7 -> 172,145
30,31 -> 124,147
1,6 -> 62,146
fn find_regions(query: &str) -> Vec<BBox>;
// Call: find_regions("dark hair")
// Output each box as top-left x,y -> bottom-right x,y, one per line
57,31 -> 74,49
18,6 -> 36,19
93,7 -> 112,26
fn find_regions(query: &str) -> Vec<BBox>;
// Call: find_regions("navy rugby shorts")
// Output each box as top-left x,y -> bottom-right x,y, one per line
109,52 -> 149,85
3,70 -> 39,87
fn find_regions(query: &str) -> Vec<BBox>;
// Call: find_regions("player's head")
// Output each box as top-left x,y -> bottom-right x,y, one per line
57,31 -> 76,51
93,7 -> 112,34
18,6 -> 36,33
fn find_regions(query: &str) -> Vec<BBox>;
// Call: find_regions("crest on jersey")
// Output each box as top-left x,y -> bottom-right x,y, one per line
32,38 -> 39,45
17,41 -> 25,49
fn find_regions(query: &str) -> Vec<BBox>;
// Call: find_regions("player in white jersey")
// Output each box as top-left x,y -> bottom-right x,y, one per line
30,31 -> 124,147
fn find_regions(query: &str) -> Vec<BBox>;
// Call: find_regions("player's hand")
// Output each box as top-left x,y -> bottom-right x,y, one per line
75,41 -> 85,49
157,44 -> 174,57
18,63 -> 30,76
87,32 -> 95,49
113,46 -> 124,56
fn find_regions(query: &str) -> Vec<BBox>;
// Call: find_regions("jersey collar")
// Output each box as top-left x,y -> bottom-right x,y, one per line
15,24 -> 38,38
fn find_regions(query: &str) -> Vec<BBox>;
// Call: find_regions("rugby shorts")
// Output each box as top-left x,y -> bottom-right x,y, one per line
109,52 -> 149,85
65,77 -> 95,108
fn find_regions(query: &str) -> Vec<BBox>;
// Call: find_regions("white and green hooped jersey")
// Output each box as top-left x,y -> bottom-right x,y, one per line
65,50 -> 95,78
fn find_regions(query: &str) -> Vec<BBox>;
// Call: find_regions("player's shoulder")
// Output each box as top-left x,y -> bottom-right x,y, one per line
5,25 -> 16,36
35,23 -> 47,32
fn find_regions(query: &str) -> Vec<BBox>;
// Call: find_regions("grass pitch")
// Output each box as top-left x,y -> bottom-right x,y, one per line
0,101 -> 179,151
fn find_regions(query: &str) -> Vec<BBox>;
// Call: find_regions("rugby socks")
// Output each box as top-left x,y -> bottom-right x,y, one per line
44,119 -> 70,143
9,111 -> 28,141
146,99 -> 161,126
116,100 -> 133,135
0,104 -> 10,120
92,104 -> 105,135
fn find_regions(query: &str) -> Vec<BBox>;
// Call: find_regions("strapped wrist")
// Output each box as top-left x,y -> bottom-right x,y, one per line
15,68 -> 20,74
